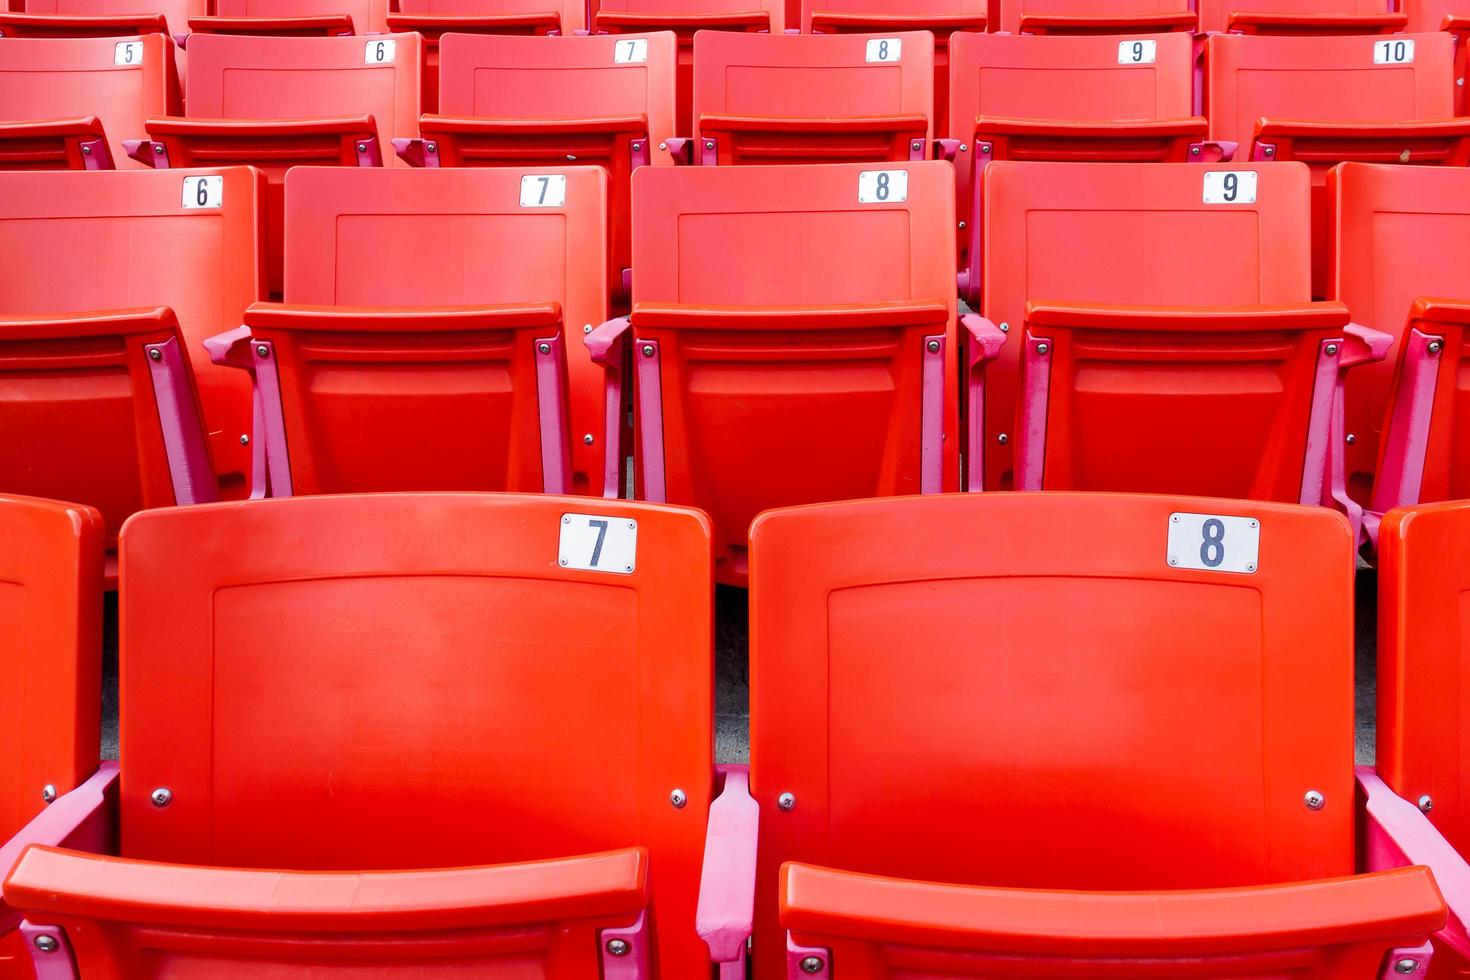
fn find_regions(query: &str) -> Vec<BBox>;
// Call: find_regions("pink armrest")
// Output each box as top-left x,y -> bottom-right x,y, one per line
587,317 -> 632,499
697,766 -> 758,975
961,313 -> 1007,493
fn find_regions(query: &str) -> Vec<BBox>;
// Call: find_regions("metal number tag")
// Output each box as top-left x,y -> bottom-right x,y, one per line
365,38 -> 395,64
1374,38 -> 1414,64
614,38 -> 648,63
559,514 -> 637,574
866,38 -> 901,62
858,169 -> 907,203
1118,39 -> 1156,64
182,175 -> 223,209
520,174 -> 566,207
1167,512 -> 1260,574
115,41 -> 144,66
1202,171 -> 1257,204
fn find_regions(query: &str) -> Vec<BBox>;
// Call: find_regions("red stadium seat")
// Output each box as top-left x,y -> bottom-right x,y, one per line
0,0 -> 198,39
686,31 -> 933,166
399,31 -> 675,302
948,31 -> 1219,296
0,493 -> 105,980
592,0 -> 783,135
974,162 -> 1387,532
209,165 -> 607,497
0,167 -> 265,517
749,492 -> 1447,980
1198,0 -> 1404,34
0,34 -> 176,170
991,0 -> 1195,35
125,31 -> 422,295
1207,32 -> 1468,297
799,0 -> 986,134
1,493 -> 756,979
1327,164 -> 1470,538
186,0 -> 380,38
589,161 -> 962,585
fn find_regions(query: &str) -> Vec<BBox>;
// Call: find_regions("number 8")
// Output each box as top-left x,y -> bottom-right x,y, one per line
1199,519 -> 1226,568
875,172 -> 890,200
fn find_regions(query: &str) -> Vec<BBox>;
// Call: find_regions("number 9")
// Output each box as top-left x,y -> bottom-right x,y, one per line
1132,41 -> 1143,61
1222,173 -> 1238,202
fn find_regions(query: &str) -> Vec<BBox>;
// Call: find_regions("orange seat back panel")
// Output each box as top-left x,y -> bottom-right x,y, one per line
213,0 -> 387,33
993,0 -> 1194,35
1199,0 -> 1395,33
11,0 -> 201,34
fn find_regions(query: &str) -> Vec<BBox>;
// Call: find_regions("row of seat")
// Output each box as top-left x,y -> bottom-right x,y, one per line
5,159 -> 1468,583
0,488 -> 1466,977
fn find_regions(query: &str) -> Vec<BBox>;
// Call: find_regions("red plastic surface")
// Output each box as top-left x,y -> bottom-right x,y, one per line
0,33 -> 175,170
186,12 -> 358,35
626,161 -> 958,584
692,31 -> 932,165
279,165 -> 609,495
979,161 -> 1312,490
1,0 -> 199,36
428,30 -> 675,300
0,166 -> 266,499
748,492 -> 1396,978
993,0 -> 1194,35
1198,0 -> 1400,33
1328,163 -> 1470,508
5,493 -> 714,977
210,0 -> 385,32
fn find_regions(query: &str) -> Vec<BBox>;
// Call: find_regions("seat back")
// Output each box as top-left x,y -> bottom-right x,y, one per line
691,30 -> 933,165
211,0 -> 387,32
276,165 -> 608,495
750,492 -> 1356,977
1404,0 -> 1464,31
1198,0 -> 1396,32
1329,164 -> 1470,506
115,493 -> 712,973
979,161 -> 1313,490
394,0 -> 583,28
0,34 -> 174,170
992,0 -> 1194,35
8,0 -> 200,34
629,160 -> 958,583
0,167 -> 265,501
0,494 -> 102,846
1379,500 -> 1470,863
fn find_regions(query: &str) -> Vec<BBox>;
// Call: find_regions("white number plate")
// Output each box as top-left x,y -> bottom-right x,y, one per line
520,174 -> 567,207
365,38 -> 395,64
114,40 -> 144,66
1374,38 -> 1414,64
559,513 -> 637,574
1167,512 -> 1260,574
614,38 -> 648,63
182,175 -> 223,209
858,169 -> 907,203
1118,39 -> 1156,64
866,37 -> 901,62
1202,170 -> 1257,204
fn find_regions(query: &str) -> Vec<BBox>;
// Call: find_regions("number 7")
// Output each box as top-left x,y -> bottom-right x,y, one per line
588,519 -> 609,566
537,177 -> 550,204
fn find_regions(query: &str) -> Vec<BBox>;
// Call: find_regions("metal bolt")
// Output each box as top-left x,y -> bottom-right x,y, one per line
563,515 -> 571,524
153,144 -> 164,154
584,434 -> 595,445
800,956 -> 824,974
1325,343 -> 1338,356
1429,340 -> 1444,354
705,140 -> 715,150
566,154 -> 576,161
256,345 -> 270,358
1396,959 -> 1419,975
240,434 -> 250,445
958,220 -> 967,230
425,142 -> 437,154
1246,563 -> 1256,572
1035,343 -> 1049,355
560,558 -> 568,565
1419,794 -> 1434,813
606,939 -> 631,957
632,142 -> 642,151
926,339 -> 941,353
670,788 -> 687,808
538,342 -> 551,354
1264,146 -> 1275,156
1169,556 -> 1178,565
1172,515 -> 1180,522
1346,433 -> 1356,444
778,792 -> 796,811
959,143 -> 968,152
1304,790 -> 1324,810
980,143 -> 991,154
1190,146 -> 1200,155
148,347 -> 162,361
82,145 -> 92,155
583,323 -> 593,334
33,936 -> 57,953
997,433 -> 1008,444
659,141 -> 668,151
41,784 -> 56,803
998,322 -> 1009,332
151,787 -> 172,807
356,143 -> 366,153
641,344 -> 655,358
1249,519 -> 1258,528
627,522 -> 635,529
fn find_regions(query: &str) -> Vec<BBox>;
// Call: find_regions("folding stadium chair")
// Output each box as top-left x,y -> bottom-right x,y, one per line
1327,164 -> 1470,542
589,161 -> 965,585
992,0 -> 1195,35
0,34 -> 176,170
750,491 -> 1448,980
0,167 -> 265,524
208,165 -> 606,497
799,0 -> 986,134
1207,32 -> 1470,296
184,0 -> 386,36
123,31 -> 422,296
0,0 -> 198,39
1366,500 -> 1470,977
591,0 -> 783,135
1197,0 -> 1404,34
946,31 -> 1221,294
0,495 -> 108,980
0,493 -> 758,979
971,162 -> 1388,536
397,31 -> 675,302
683,31 -> 933,166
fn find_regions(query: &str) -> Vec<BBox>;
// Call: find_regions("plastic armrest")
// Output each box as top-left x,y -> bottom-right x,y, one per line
241,301 -> 563,334
809,11 -> 985,32
630,300 -> 951,332
1341,321 -> 1393,369
1443,13 -> 1470,34
664,137 -> 693,164
594,10 -> 770,30
128,114 -> 382,168
0,763 -> 118,931
0,12 -> 170,36
1018,11 -> 1196,33
187,13 -> 355,34
0,116 -> 114,170
780,861 -> 1446,955
587,316 -> 632,498
1360,767 -> 1470,963
386,10 -> 562,32
1229,10 -> 1406,33
5,845 -> 648,933
204,323 -> 274,499
961,313 -> 1006,493
1025,300 -> 1351,333
697,766 -> 758,972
